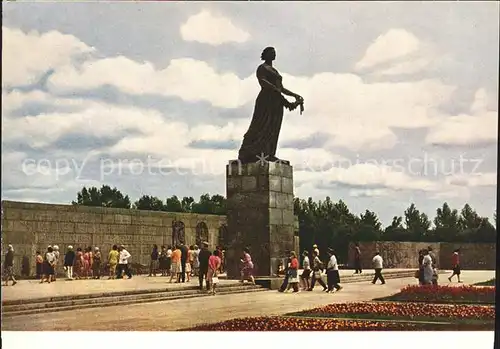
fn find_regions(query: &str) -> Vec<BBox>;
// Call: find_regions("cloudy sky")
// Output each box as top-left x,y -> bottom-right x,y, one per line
2,2 -> 498,225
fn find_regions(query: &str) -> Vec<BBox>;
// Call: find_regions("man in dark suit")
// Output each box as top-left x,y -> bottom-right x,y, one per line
198,242 -> 211,291
180,241 -> 189,282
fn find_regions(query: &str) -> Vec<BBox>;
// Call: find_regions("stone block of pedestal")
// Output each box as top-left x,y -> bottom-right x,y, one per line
225,160 -> 295,278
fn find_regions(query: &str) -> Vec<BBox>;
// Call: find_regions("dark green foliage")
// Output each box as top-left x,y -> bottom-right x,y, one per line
73,187 -> 496,263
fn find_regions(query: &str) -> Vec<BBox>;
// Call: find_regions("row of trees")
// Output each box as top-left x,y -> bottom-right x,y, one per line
72,186 -> 226,215
294,197 -> 496,262
73,185 -> 497,261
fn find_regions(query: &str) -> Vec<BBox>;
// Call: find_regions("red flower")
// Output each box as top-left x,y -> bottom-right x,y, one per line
183,317 -> 419,331
302,302 -> 495,320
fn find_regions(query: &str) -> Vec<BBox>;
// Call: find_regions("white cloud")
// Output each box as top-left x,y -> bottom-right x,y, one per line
295,163 -> 441,193
2,99 -> 171,148
355,28 -> 441,77
2,25 -> 496,218
355,29 -> 421,71
0,150 -> 87,192
278,148 -> 348,171
425,88 -> 498,146
45,58 -> 454,152
349,188 -> 391,198
445,173 -> 497,187
3,23 -> 446,152
47,57 -> 257,109
2,90 -> 48,114
427,187 -> 471,200
2,89 -> 88,117
372,57 -> 431,76
189,122 -> 247,143
284,73 -> 454,151
324,123 -> 398,151
2,26 -> 94,88
180,10 -> 250,45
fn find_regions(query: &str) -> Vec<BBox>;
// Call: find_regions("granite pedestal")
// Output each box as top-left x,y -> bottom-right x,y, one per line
225,160 -> 295,278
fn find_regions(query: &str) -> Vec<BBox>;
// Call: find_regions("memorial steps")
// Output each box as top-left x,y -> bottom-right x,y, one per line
1,282 -> 266,317
2,270 -> 435,317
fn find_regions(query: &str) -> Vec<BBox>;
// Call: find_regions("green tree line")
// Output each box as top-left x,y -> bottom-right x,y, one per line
73,185 -> 496,262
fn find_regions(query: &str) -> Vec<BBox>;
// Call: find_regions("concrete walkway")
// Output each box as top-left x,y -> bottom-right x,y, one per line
1,268 -> 412,302
2,270 -> 493,331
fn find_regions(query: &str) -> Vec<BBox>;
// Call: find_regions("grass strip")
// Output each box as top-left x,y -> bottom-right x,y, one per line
372,296 -> 494,305
281,315 -> 494,331
474,279 -> 496,287
286,312 -> 494,325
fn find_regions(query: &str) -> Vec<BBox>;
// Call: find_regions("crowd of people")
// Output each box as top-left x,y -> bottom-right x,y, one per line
147,242 -> 226,294
35,244 -> 132,283
277,245 -> 345,293
2,242 -> 463,290
29,241 -> 228,295
273,243 -> 464,293
415,246 -> 462,285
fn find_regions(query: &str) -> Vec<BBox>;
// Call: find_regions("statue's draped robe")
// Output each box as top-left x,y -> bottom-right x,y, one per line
238,64 -> 284,163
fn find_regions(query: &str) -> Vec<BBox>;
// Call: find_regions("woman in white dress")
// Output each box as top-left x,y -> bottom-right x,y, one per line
421,250 -> 434,285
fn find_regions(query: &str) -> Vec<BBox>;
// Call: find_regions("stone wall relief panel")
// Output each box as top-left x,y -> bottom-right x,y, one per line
195,222 -> 209,247
172,220 -> 185,247
218,224 -> 229,248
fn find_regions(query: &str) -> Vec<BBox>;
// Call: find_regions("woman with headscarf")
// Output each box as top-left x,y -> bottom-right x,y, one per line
52,245 -> 60,281
285,251 -> 300,293
64,246 -> 76,280
3,244 -> 17,286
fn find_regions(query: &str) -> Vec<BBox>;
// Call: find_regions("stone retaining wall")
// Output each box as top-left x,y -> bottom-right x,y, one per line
1,200 -> 227,276
1,200 -> 300,277
348,241 -> 496,270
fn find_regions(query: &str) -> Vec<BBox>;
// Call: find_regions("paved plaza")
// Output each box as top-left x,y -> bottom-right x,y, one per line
2,270 -> 493,331
1,268 -> 413,302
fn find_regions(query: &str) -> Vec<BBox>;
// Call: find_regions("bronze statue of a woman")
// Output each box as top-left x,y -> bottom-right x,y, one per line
238,47 -> 304,164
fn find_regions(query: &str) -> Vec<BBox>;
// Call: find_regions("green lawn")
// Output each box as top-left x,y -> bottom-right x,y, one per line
372,296 -> 495,305
286,312 -> 495,328
474,279 -> 495,286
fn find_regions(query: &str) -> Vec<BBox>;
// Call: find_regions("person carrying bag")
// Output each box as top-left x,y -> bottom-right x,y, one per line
308,250 -> 327,291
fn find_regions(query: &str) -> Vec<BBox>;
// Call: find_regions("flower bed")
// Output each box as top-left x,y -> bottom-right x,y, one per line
374,285 -> 495,304
182,316 -> 492,331
295,302 -> 495,321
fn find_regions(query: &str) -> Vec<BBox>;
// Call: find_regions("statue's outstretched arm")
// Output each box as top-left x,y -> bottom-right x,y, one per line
259,77 -> 282,93
281,87 -> 300,99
